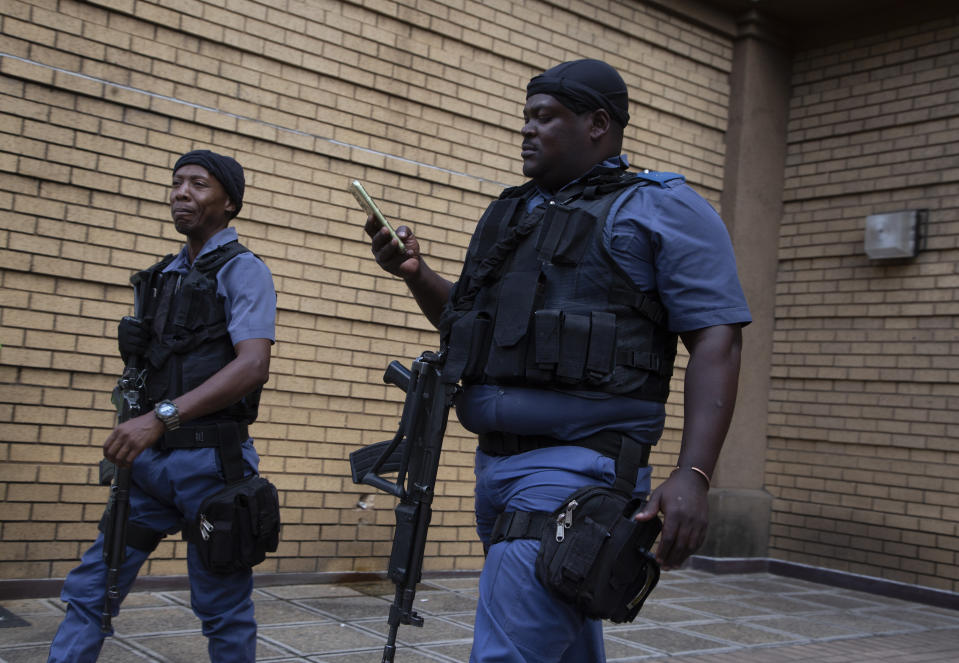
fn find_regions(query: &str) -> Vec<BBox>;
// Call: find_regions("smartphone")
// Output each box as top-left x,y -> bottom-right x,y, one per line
348,179 -> 401,244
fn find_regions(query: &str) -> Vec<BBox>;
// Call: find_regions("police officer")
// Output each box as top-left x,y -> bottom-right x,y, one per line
48,149 -> 276,663
366,60 -> 751,662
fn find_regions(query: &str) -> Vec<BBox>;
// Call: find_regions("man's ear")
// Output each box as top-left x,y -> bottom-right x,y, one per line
224,199 -> 237,217
588,108 -> 612,142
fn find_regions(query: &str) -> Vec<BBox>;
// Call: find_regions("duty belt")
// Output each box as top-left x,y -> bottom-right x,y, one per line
156,420 -> 249,483
157,421 -> 248,449
478,430 -> 650,466
478,429 -> 650,496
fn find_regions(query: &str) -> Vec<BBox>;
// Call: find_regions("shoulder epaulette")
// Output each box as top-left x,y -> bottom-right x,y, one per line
633,171 -> 685,186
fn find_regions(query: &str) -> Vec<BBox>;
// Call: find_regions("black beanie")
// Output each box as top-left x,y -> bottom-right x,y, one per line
173,149 -> 245,219
526,59 -> 630,127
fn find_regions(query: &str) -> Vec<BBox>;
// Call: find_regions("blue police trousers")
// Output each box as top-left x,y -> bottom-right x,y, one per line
47,441 -> 259,663
470,445 -> 651,662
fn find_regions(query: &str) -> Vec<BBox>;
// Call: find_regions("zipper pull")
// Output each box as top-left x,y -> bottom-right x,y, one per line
554,499 -> 579,542
199,514 -> 213,541
564,500 -> 578,530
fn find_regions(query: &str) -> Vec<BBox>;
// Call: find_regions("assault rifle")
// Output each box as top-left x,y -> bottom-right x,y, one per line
349,351 -> 458,663
98,282 -> 148,632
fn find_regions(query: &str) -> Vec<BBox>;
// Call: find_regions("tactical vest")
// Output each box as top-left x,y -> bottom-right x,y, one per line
134,240 -> 262,424
439,168 -> 678,402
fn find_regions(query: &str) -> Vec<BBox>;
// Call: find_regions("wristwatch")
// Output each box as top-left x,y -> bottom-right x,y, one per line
153,400 -> 180,431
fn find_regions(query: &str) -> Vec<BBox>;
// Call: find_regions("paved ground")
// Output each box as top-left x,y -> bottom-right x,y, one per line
2,569 -> 958,662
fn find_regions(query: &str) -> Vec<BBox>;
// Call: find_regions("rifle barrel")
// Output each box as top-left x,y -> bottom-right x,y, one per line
350,352 -> 456,659
100,466 -> 131,632
100,280 -> 148,633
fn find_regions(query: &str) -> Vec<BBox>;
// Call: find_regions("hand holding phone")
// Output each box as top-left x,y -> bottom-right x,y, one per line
349,179 -> 401,244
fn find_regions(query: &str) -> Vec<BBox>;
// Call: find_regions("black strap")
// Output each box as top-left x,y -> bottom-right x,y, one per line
156,421 -> 249,484
98,513 -> 165,553
218,422 -> 246,484
612,436 -> 646,495
192,240 -> 249,274
609,287 -> 666,326
487,434 -> 650,549
458,200 -> 542,308
488,441 -> 649,550
478,430 -> 650,469
157,422 -> 248,449
490,510 -> 552,546
616,349 -> 667,375
150,274 -> 178,340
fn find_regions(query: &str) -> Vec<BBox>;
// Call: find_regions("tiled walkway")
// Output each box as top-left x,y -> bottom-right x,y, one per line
2,569 -> 958,662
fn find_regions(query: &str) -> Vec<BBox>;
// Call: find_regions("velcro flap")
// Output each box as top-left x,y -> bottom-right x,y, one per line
560,517 -> 606,584
492,271 -> 540,347
557,313 -> 590,381
534,309 -> 562,369
586,312 -> 617,380
537,207 -> 595,265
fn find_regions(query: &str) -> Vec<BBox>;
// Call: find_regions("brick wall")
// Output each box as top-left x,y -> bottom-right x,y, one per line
770,14 -> 959,592
0,0 -> 732,581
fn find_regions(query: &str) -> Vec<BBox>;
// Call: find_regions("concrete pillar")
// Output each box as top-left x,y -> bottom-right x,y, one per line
699,9 -> 791,558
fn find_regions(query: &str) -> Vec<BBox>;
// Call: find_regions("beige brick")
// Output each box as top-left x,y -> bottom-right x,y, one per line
31,502 -> 85,522
0,500 -> 31,521
4,521 -> 57,540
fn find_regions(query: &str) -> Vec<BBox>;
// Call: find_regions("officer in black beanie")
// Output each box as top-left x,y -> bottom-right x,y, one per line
49,149 -> 277,663
173,149 -> 246,219
365,60 -> 751,662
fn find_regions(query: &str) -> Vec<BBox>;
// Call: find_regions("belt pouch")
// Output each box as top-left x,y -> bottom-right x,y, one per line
191,475 -> 280,574
535,484 -> 661,623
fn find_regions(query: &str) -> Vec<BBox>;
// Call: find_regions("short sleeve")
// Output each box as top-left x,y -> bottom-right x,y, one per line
606,180 -> 751,333
216,252 -> 277,345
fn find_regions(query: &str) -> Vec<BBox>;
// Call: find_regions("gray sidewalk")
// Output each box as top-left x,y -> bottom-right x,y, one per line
2,569 -> 958,662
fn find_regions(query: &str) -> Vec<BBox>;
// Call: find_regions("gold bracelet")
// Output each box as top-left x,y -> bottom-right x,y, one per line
674,465 -> 711,489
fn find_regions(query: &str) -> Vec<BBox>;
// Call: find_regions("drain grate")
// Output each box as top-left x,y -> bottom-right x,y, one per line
0,606 -> 30,628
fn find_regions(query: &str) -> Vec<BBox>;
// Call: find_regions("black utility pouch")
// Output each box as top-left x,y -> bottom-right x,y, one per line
535,484 -> 661,622
189,475 -> 280,574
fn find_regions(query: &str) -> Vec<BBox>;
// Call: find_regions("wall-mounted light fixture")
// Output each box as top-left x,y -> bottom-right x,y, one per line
864,210 -> 927,260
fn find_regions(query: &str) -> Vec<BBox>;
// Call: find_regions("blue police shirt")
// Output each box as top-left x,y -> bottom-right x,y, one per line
455,155 -> 751,445
161,227 -> 276,345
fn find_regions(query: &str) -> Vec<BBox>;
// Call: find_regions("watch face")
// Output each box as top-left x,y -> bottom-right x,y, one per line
158,402 -> 176,417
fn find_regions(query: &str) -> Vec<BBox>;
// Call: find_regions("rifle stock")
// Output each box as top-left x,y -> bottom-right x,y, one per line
349,351 -> 458,663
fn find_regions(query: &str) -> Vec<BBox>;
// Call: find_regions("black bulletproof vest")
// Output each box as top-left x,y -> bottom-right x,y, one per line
135,240 -> 262,424
439,169 -> 678,402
